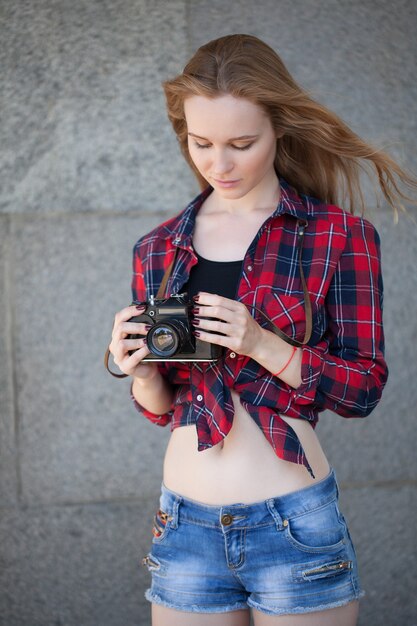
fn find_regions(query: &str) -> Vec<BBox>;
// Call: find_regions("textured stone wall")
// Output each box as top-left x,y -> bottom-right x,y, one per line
1,1 -> 416,624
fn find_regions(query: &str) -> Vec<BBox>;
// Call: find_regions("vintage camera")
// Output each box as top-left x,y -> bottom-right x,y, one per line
128,294 -> 222,362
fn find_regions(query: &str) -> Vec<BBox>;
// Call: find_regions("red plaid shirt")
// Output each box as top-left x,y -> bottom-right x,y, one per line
130,178 -> 388,475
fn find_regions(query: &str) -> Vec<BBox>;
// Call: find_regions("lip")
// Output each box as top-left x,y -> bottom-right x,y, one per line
212,178 -> 241,188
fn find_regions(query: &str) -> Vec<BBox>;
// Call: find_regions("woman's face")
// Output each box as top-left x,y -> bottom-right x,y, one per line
184,94 -> 279,201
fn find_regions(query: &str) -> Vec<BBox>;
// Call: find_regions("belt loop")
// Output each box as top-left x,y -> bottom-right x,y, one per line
170,495 -> 182,529
266,498 -> 284,530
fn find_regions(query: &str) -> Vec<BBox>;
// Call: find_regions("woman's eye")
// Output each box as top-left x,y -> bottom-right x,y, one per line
194,142 -> 211,149
232,143 -> 253,151
193,142 -> 254,150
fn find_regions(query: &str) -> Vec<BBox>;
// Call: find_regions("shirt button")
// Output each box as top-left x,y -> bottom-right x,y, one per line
221,513 -> 233,526
229,352 -> 236,359
247,265 -> 253,272
196,394 -> 203,402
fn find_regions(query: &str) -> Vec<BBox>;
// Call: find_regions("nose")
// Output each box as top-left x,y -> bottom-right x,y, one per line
211,149 -> 234,176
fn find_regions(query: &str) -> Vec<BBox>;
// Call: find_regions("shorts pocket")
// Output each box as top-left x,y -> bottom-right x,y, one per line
284,500 -> 347,553
292,556 -> 353,583
151,508 -> 173,544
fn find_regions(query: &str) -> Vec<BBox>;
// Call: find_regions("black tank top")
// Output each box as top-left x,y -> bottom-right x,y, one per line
183,250 -> 243,301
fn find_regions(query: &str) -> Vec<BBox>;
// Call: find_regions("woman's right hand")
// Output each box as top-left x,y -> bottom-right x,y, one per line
109,304 -> 158,381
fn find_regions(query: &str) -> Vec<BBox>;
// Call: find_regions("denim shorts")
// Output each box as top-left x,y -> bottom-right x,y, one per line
142,469 -> 364,615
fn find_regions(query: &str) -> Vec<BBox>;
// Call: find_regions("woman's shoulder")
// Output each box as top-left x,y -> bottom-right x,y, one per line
280,179 -> 379,237
297,200 -> 382,274
314,202 -> 375,231
301,189 -> 373,228
291,191 -> 381,252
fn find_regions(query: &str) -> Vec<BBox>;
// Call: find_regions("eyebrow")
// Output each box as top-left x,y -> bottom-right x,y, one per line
188,132 -> 259,141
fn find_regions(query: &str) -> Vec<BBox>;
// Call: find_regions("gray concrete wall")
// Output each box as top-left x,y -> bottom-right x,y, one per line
0,1 -> 416,625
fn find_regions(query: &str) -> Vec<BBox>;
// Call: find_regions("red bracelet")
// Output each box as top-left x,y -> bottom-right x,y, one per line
274,346 -> 298,377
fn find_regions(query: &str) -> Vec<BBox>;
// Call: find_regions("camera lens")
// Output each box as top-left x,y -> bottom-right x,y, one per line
147,320 -> 188,357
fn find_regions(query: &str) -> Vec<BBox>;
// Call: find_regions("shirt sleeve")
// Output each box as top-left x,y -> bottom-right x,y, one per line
129,243 -> 174,426
130,379 -> 173,426
291,217 -> 388,417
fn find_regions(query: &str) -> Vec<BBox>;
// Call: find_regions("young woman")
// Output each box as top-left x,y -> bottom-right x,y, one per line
108,34 -> 415,626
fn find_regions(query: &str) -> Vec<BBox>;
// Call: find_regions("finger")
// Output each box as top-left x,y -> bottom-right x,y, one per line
194,328 -> 229,348
192,317 -> 230,335
124,342 -> 151,368
112,336 -> 147,363
116,339 -> 150,371
112,321 -> 151,341
121,338 -> 148,351
192,304 -> 235,324
193,292 -> 238,312
114,304 -> 147,327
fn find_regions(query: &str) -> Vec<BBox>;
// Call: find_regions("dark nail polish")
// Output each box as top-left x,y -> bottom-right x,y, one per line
136,304 -> 146,311
193,307 -> 200,314
193,295 -> 200,302
194,330 -> 201,337
191,319 -> 200,326
144,325 -> 152,331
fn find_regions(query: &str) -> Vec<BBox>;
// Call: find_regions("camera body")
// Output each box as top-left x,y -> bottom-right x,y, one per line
129,294 -> 222,362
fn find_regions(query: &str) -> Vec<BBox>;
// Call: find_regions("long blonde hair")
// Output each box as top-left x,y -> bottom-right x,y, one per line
163,33 -> 416,215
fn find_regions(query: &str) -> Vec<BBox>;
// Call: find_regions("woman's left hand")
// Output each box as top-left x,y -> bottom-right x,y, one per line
192,292 -> 264,359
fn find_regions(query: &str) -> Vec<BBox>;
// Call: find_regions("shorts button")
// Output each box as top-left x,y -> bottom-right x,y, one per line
247,265 -> 253,272
196,394 -> 203,402
229,352 -> 236,358
221,513 -> 233,526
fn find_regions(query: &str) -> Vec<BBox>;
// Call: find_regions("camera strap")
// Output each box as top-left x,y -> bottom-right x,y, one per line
155,247 -> 179,299
104,219 -> 312,377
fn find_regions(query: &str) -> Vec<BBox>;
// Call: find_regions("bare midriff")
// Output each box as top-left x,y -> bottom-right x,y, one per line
163,389 -> 330,505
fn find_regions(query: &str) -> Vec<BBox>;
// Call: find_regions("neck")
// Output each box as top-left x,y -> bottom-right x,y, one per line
210,173 -> 281,216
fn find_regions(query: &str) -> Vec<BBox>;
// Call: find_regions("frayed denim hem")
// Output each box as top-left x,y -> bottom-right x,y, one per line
247,590 -> 365,616
145,589 -> 249,614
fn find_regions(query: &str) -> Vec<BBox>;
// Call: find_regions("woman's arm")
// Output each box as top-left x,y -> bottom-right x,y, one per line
191,293 -> 304,388
248,333 -> 303,388
108,302 -> 175,423
128,245 -> 176,425
131,369 -> 175,416
192,216 -> 388,419
191,295 -> 304,388
289,217 -> 388,417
